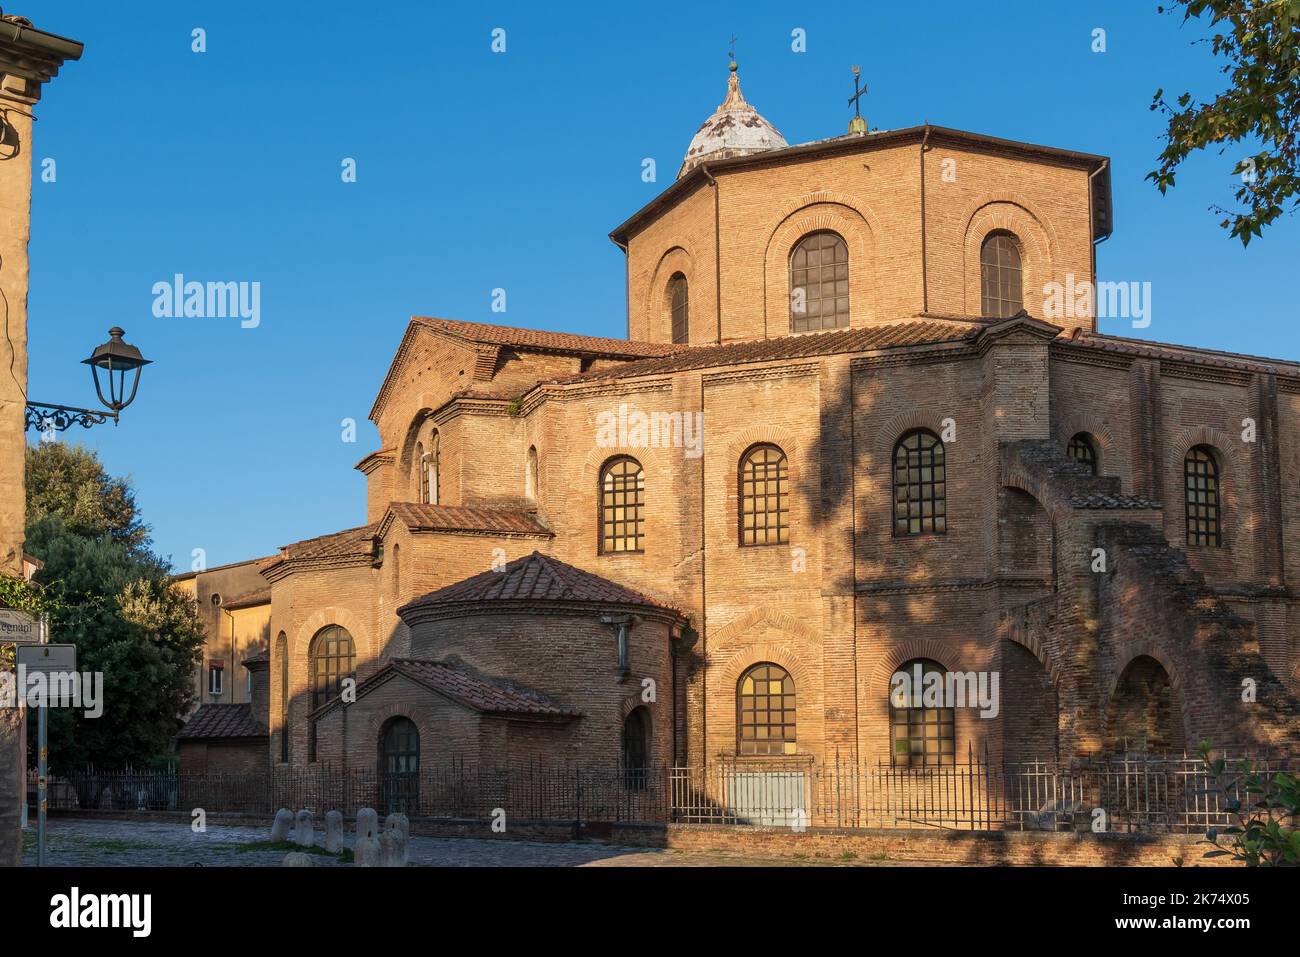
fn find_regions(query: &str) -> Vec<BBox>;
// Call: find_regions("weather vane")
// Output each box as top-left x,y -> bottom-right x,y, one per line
728,35 -> 737,67
848,65 -> 868,134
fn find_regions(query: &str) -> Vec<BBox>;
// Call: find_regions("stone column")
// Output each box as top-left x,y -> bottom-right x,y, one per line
0,14 -> 83,868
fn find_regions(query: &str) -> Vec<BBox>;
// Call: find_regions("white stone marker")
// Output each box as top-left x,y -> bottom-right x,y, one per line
324,810 -> 344,853
270,808 -> 294,842
292,809 -> 314,847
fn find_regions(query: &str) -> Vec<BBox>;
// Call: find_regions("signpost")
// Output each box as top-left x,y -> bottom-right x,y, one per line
16,635 -> 74,868
0,607 -> 39,644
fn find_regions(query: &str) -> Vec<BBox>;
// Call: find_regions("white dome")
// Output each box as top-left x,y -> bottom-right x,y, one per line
678,64 -> 787,179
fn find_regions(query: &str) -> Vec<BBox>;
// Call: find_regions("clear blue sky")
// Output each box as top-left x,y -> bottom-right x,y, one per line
23,1 -> 1299,571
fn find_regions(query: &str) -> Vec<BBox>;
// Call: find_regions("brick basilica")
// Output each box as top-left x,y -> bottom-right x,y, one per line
179,61 -> 1300,781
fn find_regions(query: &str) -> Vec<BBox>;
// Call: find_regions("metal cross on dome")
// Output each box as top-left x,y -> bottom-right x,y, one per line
848,66 -> 868,133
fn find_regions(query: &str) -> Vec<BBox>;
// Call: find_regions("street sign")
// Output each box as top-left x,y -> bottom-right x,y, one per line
0,607 -> 39,643
17,643 -> 76,675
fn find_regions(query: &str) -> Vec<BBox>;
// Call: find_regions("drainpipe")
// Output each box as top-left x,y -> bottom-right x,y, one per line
919,125 -> 932,314
701,165 -> 722,344
612,235 -> 630,340
1088,159 -> 1111,335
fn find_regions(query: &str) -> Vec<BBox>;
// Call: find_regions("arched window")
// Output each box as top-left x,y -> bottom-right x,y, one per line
893,430 -> 946,536
890,659 -> 956,767
739,444 -> 789,546
789,231 -> 849,333
525,445 -> 538,503
622,707 -> 651,790
1185,445 -> 1222,547
419,432 -> 440,505
379,716 -> 420,814
669,273 -> 689,344
980,232 -> 1023,319
391,543 -> 401,593
276,632 -> 289,764
1067,432 -> 1098,475
415,441 -> 426,502
310,625 -> 355,712
737,663 -> 796,756
599,457 -> 644,553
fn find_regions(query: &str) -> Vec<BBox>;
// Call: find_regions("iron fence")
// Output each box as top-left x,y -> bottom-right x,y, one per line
31,751 -> 1295,834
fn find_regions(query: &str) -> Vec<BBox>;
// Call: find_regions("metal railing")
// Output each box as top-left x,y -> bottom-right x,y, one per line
32,751 -> 1294,834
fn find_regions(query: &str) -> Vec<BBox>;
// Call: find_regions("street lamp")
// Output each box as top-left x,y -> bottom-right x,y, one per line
25,327 -> 152,432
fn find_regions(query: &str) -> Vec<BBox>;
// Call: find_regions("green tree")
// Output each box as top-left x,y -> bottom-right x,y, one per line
1148,0 -> 1300,245
25,442 -> 148,549
21,445 -> 203,771
1194,741 -> 1300,866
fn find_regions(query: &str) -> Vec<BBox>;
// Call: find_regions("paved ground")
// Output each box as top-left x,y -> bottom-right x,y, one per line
21,817 -> 919,867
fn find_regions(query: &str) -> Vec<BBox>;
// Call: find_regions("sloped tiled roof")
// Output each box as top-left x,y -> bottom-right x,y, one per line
1068,493 -> 1162,510
242,648 -> 269,667
1059,333 -> 1300,378
399,551 -> 680,616
547,320 -> 982,385
414,316 -> 683,360
260,524 -> 378,575
386,503 -> 553,537
388,660 -> 579,717
177,704 -> 265,740
222,588 -> 270,611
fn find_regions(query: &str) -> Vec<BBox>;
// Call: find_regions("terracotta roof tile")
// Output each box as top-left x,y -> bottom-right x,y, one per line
547,320 -> 981,384
177,704 -> 265,740
261,524 -> 378,573
1061,334 -> 1300,378
242,648 -> 269,666
388,660 -> 579,717
399,551 -> 680,616
387,503 -> 553,537
1068,493 -> 1162,510
414,316 -> 682,360
221,588 -> 270,610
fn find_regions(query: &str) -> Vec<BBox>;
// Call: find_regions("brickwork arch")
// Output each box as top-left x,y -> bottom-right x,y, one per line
1103,652 -> 1189,752
1165,427 -> 1241,550
870,411 -> 951,461
762,195 -> 879,336
294,606 -> 371,675
1055,414 -> 1120,478
643,246 -> 696,343
961,199 -> 1056,318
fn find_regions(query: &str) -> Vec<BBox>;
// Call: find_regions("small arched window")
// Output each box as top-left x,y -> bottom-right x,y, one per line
599,457 -> 645,554
893,430 -> 946,536
276,632 -> 289,764
669,273 -> 689,345
789,231 -> 849,333
1067,433 -> 1098,475
980,232 -> 1023,319
622,707 -> 651,790
1185,445 -> 1222,547
737,663 -> 796,756
310,625 -> 355,713
391,543 -> 401,592
419,432 -> 440,505
525,446 -> 538,503
415,441 -> 427,502
890,659 -> 956,767
739,444 -> 789,546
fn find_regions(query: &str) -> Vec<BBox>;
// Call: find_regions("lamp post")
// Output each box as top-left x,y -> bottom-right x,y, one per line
24,327 -> 151,432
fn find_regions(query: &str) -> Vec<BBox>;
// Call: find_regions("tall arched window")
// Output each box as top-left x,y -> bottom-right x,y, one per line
1185,445 -> 1222,547
737,663 -> 796,756
599,457 -> 645,553
415,441 -> 427,502
391,543 -> 401,593
525,445 -> 538,503
739,444 -> 789,546
893,430 -> 946,536
419,432 -> 439,505
980,232 -> 1023,319
276,632 -> 289,763
890,658 -> 956,767
310,625 -> 355,712
1067,432 -> 1098,475
789,231 -> 849,333
379,716 -> 419,814
622,707 -> 651,790
669,273 -> 689,344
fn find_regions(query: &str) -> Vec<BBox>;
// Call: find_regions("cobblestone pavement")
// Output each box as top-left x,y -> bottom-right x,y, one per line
21,817 -> 938,867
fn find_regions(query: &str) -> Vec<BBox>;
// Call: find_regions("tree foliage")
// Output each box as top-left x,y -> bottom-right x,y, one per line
20,445 -> 203,771
25,442 -> 148,549
1195,740 -> 1299,866
1149,0 -> 1300,244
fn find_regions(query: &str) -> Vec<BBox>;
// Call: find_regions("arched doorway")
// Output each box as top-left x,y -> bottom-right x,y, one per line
379,717 -> 420,814
1105,656 -> 1184,753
